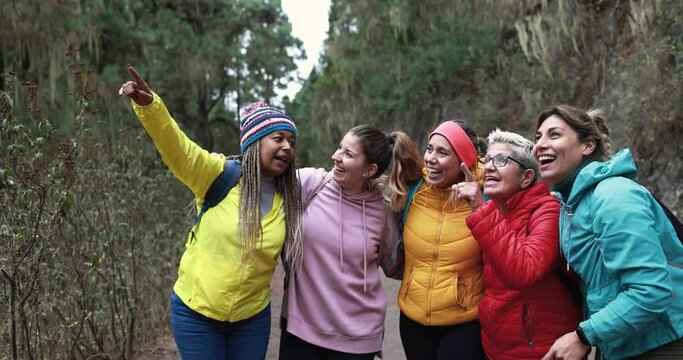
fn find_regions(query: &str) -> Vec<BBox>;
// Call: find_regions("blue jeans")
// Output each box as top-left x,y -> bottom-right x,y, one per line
170,291 -> 271,360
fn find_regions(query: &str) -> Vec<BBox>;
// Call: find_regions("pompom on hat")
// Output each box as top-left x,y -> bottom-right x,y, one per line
239,102 -> 297,153
429,121 -> 478,169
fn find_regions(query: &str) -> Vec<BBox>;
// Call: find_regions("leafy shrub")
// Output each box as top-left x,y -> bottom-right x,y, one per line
1,61 -> 188,360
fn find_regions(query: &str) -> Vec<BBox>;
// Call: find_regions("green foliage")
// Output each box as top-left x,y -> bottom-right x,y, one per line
1,1 -> 304,358
291,0 -> 682,210
1,0 -> 303,153
1,1 -> 681,357
1,67 -> 188,359
291,0 -> 498,167
122,0 -> 304,152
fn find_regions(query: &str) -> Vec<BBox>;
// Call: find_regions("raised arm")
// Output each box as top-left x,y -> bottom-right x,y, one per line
119,65 -> 223,198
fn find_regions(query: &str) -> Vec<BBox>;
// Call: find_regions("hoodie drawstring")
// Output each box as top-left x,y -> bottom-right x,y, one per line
336,185 -> 372,292
338,187 -> 344,273
337,187 -> 370,292
362,199 -> 367,292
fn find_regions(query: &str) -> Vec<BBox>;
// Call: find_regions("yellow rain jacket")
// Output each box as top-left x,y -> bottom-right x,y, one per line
133,94 -> 286,322
398,173 -> 484,326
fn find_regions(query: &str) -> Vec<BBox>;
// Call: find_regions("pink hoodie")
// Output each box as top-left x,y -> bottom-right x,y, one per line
282,168 -> 402,355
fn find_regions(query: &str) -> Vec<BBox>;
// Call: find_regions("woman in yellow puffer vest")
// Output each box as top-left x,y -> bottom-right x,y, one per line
120,66 -> 303,360
386,120 -> 487,360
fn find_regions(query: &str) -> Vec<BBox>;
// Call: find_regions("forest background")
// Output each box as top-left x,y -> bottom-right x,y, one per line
1,0 -> 681,359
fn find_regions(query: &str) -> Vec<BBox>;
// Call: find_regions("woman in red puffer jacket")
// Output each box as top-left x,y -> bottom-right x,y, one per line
457,129 -> 581,359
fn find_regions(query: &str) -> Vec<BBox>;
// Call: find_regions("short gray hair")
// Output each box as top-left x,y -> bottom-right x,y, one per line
486,129 -> 540,183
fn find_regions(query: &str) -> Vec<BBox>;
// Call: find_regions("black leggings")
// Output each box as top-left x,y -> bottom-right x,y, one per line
399,312 -> 485,360
278,318 -> 377,360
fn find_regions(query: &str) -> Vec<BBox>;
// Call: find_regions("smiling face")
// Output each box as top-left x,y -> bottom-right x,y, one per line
533,115 -> 595,185
424,134 -> 463,188
483,143 -> 532,204
331,132 -> 377,194
259,130 -> 296,177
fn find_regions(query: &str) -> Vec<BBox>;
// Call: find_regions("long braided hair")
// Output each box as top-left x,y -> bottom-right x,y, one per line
238,141 -> 304,275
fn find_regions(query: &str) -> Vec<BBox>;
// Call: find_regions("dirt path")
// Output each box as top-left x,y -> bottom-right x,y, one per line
134,266 -> 406,360
133,270 -> 596,360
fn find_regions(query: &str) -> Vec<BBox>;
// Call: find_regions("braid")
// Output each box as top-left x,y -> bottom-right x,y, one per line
239,142 -> 262,259
237,142 -> 303,274
277,158 -> 304,275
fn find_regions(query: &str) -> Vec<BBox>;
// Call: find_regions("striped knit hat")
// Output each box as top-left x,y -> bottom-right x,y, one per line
239,102 -> 297,153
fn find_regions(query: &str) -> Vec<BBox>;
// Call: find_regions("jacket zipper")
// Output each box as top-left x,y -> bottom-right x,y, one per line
521,301 -> 534,350
561,204 -> 574,271
427,206 -> 444,325
403,269 -> 415,300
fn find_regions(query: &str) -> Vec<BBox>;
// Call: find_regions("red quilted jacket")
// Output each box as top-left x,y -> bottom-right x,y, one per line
466,182 -> 581,360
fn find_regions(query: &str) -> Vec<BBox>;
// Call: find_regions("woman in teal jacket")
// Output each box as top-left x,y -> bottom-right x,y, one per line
534,105 -> 683,359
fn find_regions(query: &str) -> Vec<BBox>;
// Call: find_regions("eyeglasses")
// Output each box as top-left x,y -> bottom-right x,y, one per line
483,154 -> 524,168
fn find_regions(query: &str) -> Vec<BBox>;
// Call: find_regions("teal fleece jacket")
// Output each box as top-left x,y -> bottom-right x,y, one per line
558,149 -> 683,359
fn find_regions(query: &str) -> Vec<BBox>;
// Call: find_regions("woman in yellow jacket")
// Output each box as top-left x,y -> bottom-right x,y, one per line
387,120 -> 486,360
119,66 -> 303,360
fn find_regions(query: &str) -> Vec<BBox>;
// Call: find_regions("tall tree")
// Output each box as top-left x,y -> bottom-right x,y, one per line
291,0 -> 682,208
0,0 -> 303,151
291,0 -> 496,166
127,0 -> 303,151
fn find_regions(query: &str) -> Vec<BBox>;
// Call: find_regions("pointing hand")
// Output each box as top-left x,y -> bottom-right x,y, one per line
118,65 -> 153,106
452,162 -> 485,211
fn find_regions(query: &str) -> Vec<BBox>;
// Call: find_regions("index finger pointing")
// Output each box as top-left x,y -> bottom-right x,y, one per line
127,65 -> 148,88
461,162 -> 476,182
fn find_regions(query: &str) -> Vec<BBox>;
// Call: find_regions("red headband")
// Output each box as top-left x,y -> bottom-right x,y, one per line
429,121 -> 478,169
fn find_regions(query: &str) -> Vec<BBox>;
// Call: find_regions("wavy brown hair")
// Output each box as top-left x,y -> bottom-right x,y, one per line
535,104 -> 613,162
387,132 -> 423,210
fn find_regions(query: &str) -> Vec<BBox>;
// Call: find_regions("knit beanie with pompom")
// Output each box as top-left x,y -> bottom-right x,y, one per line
239,102 -> 297,153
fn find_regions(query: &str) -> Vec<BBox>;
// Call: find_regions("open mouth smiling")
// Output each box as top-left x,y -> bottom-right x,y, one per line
537,155 -> 556,165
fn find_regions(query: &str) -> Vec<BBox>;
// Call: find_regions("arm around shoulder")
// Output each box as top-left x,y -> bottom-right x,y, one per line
379,204 -> 403,279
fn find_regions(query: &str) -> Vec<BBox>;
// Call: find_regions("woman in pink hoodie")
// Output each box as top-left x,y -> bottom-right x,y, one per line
279,125 -> 420,360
